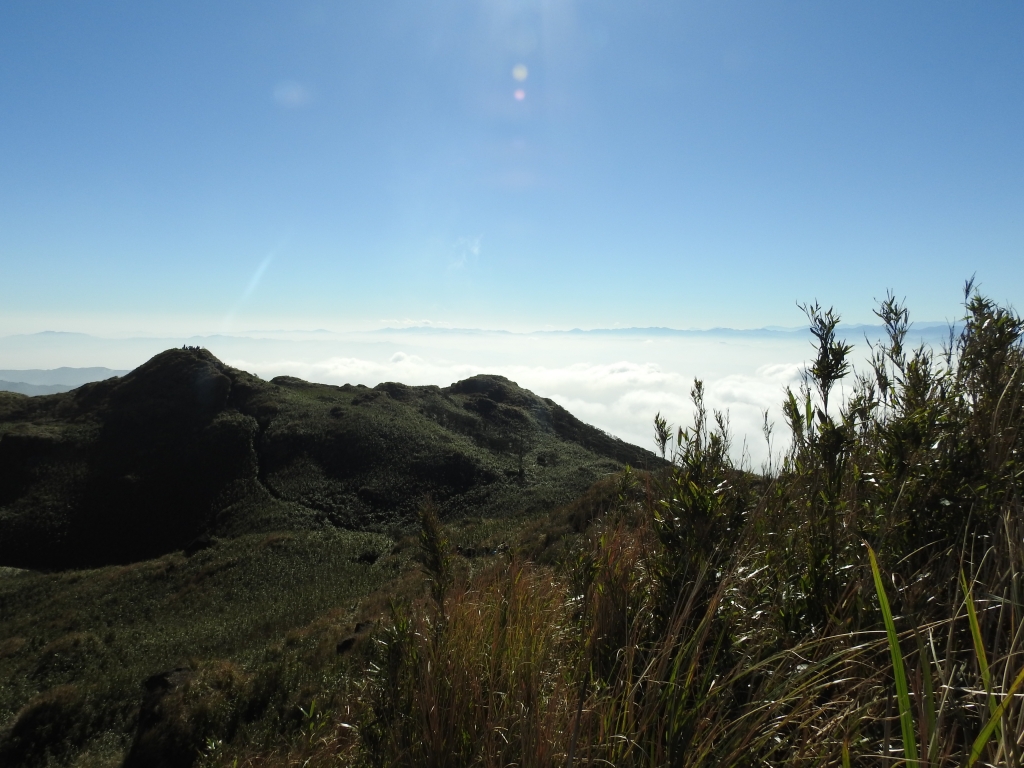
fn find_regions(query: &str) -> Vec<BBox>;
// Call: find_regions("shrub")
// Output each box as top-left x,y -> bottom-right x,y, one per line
340,286 -> 1024,767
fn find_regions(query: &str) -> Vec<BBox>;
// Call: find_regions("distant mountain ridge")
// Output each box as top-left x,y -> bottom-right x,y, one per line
374,322 -> 958,337
0,367 -> 129,397
0,348 -> 656,570
1,320 -> 959,344
0,366 -> 129,386
0,381 -> 75,397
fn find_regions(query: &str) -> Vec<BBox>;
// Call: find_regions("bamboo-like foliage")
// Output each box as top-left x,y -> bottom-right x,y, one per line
214,286 -> 1024,767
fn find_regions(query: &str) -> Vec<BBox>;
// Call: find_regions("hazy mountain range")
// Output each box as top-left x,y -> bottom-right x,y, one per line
0,367 -> 129,396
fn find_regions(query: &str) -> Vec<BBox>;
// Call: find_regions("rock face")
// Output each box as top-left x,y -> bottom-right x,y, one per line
0,349 -> 655,569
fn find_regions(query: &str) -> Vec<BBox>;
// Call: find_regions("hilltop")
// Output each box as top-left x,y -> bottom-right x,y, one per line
0,347 -> 655,570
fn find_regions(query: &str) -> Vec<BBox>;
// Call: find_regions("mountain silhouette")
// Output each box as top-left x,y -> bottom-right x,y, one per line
0,348 -> 654,569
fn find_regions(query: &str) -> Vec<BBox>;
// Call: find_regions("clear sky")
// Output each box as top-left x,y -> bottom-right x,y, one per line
1,1 -> 1022,335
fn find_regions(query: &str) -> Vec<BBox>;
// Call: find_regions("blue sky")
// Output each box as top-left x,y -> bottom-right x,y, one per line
1,1 -> 1022,335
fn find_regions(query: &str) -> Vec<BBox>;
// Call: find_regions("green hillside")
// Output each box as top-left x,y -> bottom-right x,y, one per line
0,349 -> 654,767
0,348 -> 654,569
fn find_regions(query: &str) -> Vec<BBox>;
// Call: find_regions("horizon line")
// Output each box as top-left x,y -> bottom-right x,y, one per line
1,320 -> 960,341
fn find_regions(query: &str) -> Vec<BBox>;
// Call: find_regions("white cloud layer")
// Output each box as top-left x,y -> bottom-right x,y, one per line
218,331 -> 813,468
3,328 -> 884,469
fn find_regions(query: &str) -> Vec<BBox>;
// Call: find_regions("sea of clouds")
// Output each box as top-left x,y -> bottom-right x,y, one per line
225,332 -> 811,468
0,325 -> 953,469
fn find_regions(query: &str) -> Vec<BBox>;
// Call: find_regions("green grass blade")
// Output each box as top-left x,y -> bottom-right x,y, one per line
914,630 -> 936,763
961,571 -> 997,712
867,543 -> 918,764
969,664 -> 1024,766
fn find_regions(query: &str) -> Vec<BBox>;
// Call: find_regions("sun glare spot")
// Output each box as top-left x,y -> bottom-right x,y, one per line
273,81 -> 311,108
514,89 -> 525,101
512,64 -> 528,82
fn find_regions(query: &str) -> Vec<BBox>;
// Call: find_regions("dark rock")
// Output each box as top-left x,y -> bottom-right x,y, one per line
355,550 -> 379,565
123,667 -> 194,768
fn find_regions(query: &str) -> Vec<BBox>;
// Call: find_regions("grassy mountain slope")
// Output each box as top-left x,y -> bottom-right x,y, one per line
0,348 -> 652,766
0,488 -> 617,768
0,347 -> 653,569
4,289 -> 1022,767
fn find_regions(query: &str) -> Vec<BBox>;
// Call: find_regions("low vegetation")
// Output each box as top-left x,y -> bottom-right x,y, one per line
2,282 -> 1022,766
201,283 -> 1022,767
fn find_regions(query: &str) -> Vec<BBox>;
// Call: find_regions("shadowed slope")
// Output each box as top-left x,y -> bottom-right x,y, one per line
0,349 -> 655,569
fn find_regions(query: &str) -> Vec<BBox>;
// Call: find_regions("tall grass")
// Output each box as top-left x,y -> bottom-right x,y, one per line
207,285 -> 1024,767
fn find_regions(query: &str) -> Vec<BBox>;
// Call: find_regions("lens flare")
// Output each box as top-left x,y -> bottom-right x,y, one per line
512,64 -> 528,82
514,89 -> 526,101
